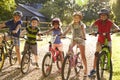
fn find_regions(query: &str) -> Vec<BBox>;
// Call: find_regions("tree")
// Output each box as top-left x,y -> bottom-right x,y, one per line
0,0 -> 16,21
110,0 -> 120,25
39,0 -> 81,25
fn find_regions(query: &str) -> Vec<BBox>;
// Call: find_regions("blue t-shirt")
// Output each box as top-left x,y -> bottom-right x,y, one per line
5,19 -> 22,37
52,29 -> 62,44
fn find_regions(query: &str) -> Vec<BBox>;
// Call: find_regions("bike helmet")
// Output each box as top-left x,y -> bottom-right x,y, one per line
98,8 -> 110,16
73,11 -> 83,18
13,10 -> 23,17
52,18 -> 61,25
30,16 -> 40,22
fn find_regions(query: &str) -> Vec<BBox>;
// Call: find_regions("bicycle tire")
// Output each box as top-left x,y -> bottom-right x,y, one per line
9,46 -> 17,66
21,51 -> 30,74
61,55 -> 71,80
0,47 -> 5,71
74,52 -> 83,75
56,51 -> 64,70
96,51 -> 112,80
42,52 -> 52,77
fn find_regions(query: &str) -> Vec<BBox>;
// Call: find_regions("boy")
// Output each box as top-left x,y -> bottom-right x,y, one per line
89,8 -> 120,76
0,10 -> 23,68
21,16 -> 41,68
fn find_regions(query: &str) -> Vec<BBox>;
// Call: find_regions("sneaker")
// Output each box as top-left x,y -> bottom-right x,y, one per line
88,69 -> 96,77
16,64 -> 21,69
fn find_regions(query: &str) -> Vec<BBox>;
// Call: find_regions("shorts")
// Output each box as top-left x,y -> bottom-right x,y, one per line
72,38 -> 85,46
52,43 -> 63,51
24,42 -> 37,55
12,37 -> 20,46
96,41 -> 112,52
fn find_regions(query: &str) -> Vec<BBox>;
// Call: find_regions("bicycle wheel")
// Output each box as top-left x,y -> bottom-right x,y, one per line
56,51 -> 64,70
96,51 -> 112,80
61,55 -> 71,80
9,46 -> 17,65
42,52 -> 52,77
0,48 -> 5,71
21,51 -> 30,74
74,52 -> 83,75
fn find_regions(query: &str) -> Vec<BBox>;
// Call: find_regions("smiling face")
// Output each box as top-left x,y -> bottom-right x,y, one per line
100,14 -> 108,21
73,15 -> 81,24
31,20 -> 39,28
13,15 -> 21,22
53,23 -> 59,29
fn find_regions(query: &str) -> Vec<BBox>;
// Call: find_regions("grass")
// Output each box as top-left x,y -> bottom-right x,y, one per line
112,34 -> 120,80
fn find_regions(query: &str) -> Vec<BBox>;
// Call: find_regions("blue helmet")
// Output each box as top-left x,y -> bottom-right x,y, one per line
98,8 -> 110,16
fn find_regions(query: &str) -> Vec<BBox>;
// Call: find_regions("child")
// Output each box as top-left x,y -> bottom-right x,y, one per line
88,8 -> 120,76
21,16 -> 41,68
43,18 -> 64,68
63,11 -> 87,76
0,10 -> 23,68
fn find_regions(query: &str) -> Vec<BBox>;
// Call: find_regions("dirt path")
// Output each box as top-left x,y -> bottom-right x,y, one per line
0,35 -> 97,80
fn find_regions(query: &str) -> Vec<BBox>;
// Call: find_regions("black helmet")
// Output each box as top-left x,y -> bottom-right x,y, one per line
30,16 -> 40,22
52,18 -> 61,25
13,10 -> 23,17
98,8 -> 110,16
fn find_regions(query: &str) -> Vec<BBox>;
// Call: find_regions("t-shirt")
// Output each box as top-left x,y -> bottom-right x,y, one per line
52,28 -> 62,44
69,21 -> 86,40
26,26 -> 40,45
94,19 -> 113,43
5,19 -> 22,37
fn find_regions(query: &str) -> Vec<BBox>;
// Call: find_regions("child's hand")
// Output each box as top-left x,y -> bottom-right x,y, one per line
12,30 -> 17,34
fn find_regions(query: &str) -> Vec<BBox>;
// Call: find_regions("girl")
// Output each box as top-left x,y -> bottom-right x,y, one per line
63,11 -> 87,76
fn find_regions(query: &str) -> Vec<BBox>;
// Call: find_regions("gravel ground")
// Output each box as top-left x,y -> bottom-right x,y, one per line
0,35 -> 97,80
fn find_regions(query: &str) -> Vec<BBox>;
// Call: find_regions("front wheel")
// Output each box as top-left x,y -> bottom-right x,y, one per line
9,46 -> 17,65
61,55 -> 71,80
0,48 -> 5,71
42,52 -> 52,77
96,51 -> 112,80
21,51 -> 30,74
56,51 -> 64,70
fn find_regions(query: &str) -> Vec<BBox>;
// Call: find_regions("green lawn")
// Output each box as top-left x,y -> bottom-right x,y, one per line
112,34 -> 120,80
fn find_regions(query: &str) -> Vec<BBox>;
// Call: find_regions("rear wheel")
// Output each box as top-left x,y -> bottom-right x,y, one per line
42,52 -> 52,77
0,48 -> 5,71
96,51 -> 112,80
21,51 -> 30,74
9,46 -> 17,65
62,55 -> 71,80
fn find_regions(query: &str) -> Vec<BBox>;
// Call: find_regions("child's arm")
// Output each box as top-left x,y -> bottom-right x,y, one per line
42,28 -> 53,35
62,25 -> 71,36
12,24 -> 22,34
0,23 -> 6,29
20,29 -> 27,37
112,23 -> 120,31
81,24 -> 86,40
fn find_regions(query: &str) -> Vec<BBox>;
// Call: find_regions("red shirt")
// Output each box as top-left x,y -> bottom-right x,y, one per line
94,19 -> 113,44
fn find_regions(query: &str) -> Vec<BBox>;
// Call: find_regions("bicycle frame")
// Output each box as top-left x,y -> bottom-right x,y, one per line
48,41 -> 60,62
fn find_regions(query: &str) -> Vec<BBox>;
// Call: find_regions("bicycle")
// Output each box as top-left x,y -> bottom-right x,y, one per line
42,35 -> 64,77
0,28 -> 17,71
20,36 -> 42,74
89,31 -> 119,80
61,37 -> 84,80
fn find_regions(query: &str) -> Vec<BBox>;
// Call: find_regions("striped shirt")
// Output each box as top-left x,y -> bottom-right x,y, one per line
26,26 -> 39,45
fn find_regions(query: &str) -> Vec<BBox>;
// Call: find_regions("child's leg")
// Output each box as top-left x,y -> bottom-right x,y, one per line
78,45 -> 87,74
15,45 -> 21,65
68,41 -> 76,55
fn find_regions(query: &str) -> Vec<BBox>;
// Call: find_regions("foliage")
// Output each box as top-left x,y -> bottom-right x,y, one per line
0,0 -> 16,21
110,0 -> 120,25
